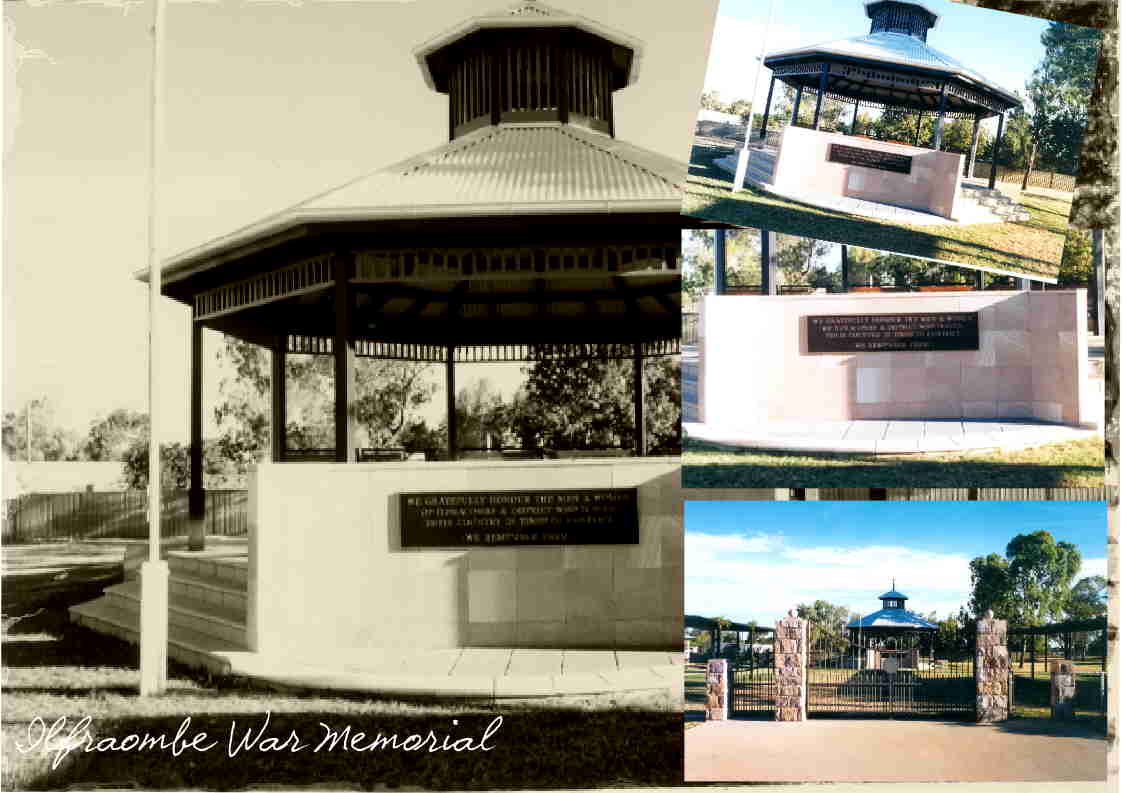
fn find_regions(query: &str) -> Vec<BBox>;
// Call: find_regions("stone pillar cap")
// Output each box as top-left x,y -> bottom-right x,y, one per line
985,609 -> 994,619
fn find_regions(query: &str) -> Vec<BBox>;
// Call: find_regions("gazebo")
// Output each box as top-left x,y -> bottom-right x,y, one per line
73,0 -> 691,679
142,0 -> 687,536
756,0 -> 1022,188
847,582 -> 938,665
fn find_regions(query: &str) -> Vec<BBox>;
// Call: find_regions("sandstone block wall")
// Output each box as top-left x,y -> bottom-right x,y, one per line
976,611 -> 1010,722
706,658 -> 728,721
772,125 -> 963,219
1051,660 -> 1076,720
775,610 -> 808,722
700,291 -> 1091,426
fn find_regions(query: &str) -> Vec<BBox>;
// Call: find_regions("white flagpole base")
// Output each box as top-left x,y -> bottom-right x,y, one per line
732,145 -> 751,193
139,560 -> 169,695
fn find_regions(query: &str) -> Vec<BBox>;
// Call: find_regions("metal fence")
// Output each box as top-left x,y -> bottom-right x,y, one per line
971,163 -> 1077,192
731,663 -> 777,718
2,489 -> 248,543
807,623 -> 975,718
1008,617 -> 1108,719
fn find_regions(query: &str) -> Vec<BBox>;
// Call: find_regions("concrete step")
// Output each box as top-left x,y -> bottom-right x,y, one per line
171,568 -> 248,615
69,598 -> 240,676
101,579 -> 247,647
167,550 -> 248,590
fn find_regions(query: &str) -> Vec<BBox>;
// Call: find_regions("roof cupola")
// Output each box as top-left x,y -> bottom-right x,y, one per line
414,0 -> 643,140
865,1 -> 939,42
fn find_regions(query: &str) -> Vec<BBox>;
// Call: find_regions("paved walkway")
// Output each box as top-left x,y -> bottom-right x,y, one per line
217,647 -> 683,702
684,418 -> 1100,455
685,719 -> 1108,783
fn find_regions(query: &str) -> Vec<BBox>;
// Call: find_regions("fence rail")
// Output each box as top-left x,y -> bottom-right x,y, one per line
2,489 -> 248,543
971,163 -> 1077,192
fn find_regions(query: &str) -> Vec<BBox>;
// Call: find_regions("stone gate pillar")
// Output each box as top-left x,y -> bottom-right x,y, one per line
1051,660 -> 1076,720
775,609 -> 807,721
705,658 -> 728,720
975,609 -> 1010,722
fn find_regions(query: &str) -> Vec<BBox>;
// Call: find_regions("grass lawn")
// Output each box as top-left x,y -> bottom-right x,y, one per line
683,140 -> 1070,279
1010,659 -> 1107,724
2,559 -> 681,790
682,436 -> 1105,488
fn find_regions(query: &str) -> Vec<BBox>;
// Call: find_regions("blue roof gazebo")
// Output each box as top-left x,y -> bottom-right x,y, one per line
755,1 -> 1022,189
847,581 -> 938,649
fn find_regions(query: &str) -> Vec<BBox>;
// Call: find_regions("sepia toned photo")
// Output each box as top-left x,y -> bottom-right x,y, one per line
2,0 -> 717,788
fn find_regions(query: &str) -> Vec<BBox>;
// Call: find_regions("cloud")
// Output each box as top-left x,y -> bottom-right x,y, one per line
686,532 -> 973,626
1077,558 -> 1107,580
686,530 -> 783,557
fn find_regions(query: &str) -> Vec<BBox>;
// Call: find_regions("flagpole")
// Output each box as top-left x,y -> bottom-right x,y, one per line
733,0 -> 777,192
140,0 -> 169,697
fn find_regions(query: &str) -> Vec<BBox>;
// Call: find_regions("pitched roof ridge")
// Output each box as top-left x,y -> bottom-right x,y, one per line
399,126 -> 504,177
555,125 -> 682,188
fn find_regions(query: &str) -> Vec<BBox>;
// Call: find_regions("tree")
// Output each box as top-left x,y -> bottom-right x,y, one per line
1064,575 -> 1107,619
513,353 -> 680,452
968,552 -> 1014,619
797,600 -> 854,654
2,397 -> 84,461
771,84 -> 845,132
442,379 -> 517,450
397,418 -> 444,455
1058,227 -> 1092,286
122,439 -> 191,490
84,409 -> 149,461
844,246 -> 955,288
934,614 -> 968,656
355,360 -> 437,448
210,336 -> 438,468
1006,531 -> 1082,626
1016,22 -> 1102,185
692,629 -> 712,654
699,91 -> 725,111
774,236 -> 836,289
212,337 -> 273,468
940,116 -> 986,157
682,228 -> 763,301
726,98 -> 752,122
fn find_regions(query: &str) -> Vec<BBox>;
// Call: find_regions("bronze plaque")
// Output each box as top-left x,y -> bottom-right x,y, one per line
399,489 -> 638,547
828,143 -> 912,174
806,312 -> 979,352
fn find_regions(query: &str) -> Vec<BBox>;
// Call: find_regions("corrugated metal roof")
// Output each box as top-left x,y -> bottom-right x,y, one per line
767,32 -> 1020,106
301,124 -> 685,213
155,123 -> 685,283
848,608 -> 938,630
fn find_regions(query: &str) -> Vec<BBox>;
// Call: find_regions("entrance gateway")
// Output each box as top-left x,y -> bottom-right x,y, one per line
730,585 -> 977,719
72,0 -> 693,681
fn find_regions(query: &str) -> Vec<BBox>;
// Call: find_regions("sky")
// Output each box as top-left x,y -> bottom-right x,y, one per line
702,0 -> 1071,142
685,499 -> 1107,626
2,0 -> 717,443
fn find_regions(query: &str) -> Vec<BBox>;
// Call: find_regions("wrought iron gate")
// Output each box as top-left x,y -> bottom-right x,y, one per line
730,662 -> 776,718
807,623 -> 974,718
